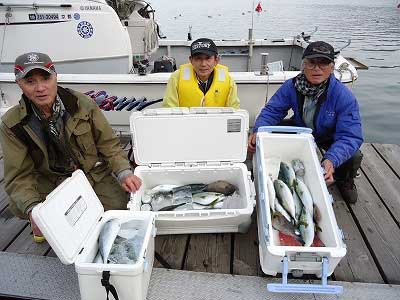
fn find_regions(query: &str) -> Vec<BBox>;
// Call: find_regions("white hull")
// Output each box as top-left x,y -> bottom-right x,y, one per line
0,0 -> 359,130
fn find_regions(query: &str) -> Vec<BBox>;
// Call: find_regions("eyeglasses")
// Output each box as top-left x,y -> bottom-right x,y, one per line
304,59 -> 333,70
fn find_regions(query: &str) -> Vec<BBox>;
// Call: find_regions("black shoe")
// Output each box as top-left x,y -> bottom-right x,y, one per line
337,179 -> 358,204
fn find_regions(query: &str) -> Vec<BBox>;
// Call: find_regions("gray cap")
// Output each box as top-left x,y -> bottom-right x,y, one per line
14,52 -> 56,80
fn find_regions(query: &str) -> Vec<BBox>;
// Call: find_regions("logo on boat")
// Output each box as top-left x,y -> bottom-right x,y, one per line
79,5 -> 102,11
77,21 -> 94,39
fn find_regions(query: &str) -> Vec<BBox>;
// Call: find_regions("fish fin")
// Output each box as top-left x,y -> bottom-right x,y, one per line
297,220 -> 308,227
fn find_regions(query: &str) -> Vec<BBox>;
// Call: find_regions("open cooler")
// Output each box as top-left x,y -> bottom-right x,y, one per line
32,170 -> 156,300
253,126 -> 346,294
129,107 -> 255,234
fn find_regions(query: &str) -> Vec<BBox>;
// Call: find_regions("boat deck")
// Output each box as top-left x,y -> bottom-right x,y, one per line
1,142 -> 400,294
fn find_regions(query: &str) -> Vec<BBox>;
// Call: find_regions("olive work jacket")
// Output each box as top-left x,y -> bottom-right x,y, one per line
0,86 -> 131,218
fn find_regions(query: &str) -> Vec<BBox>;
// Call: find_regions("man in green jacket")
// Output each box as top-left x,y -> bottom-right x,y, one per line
0,52 -> 141,242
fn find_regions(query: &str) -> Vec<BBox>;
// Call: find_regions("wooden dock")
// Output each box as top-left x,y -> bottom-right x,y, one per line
1,142 -> 400,286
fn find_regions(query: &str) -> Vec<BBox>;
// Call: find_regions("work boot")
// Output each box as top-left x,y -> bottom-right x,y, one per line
337,178 -> 358,204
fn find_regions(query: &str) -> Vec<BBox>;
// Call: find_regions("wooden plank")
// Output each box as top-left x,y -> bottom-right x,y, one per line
46,249 -> 57,257
184,233 -> 231,274
0,188 -> 9,213
373,144 -> 400,176
0,208 -> 28,250
5,226 -> 50,255
232,213 -> 260,276
349,170 -> 400,284
0,158 -> 4,182
360,144 -> 400,223
330,185 -> 384,283
154,235 -> 189,269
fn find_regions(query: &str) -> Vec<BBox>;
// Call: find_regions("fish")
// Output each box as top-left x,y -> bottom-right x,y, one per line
292,190 -> 303,224
274,200 -> 292,223
272,213 -> 303,244
108,231 -> 145,264
298,207 -> 315,247
99,218 -> 121,263
291,159 -> 305,179
204,180 -> 236,195
158,202 -> 187,211
266,175 -> 276,212
294,178 -> 314,217
93,250 -> 103,263
278,162 -> 296,190
193,192 -> 225,206
274,179 -> 296,222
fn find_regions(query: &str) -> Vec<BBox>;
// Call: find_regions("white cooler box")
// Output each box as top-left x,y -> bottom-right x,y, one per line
32,170 -> 156,300
129,107 -> 255,234
254,126 -> 346,294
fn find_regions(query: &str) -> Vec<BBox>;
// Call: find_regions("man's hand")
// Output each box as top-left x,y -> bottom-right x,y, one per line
321,159 -> 334,184
28,210 -> 43,238
248,133 -> 257,153
121,174 -> 142,193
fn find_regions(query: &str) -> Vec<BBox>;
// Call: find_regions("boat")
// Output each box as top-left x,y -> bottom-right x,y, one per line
0,0 -> 360,131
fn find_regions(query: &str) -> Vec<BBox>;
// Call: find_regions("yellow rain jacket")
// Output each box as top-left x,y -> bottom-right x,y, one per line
163,63 -> 240,108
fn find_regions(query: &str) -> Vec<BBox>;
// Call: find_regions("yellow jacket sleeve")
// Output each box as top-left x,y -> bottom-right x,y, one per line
226,78 -> 240,108
162,70 -> 180,107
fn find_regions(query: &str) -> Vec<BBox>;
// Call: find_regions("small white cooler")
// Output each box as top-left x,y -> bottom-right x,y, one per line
129,107 -> 255,234
32,170 -> 156,300
253,126 -> 346,294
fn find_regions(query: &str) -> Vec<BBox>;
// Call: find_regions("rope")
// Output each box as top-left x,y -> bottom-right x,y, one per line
0,7 -> 11,67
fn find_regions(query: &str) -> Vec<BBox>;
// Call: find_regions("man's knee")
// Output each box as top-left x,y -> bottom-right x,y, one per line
93,174 -> 128,210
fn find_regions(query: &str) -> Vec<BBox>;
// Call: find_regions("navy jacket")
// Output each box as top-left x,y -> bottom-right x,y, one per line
253,75 -> 363,168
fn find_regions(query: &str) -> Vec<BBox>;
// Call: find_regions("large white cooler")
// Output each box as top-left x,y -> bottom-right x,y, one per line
32,170 -> 156,300
254,126 -> 346,294
129,107 -> 255,234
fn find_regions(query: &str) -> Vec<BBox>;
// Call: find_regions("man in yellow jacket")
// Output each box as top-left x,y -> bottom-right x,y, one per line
163,38 -> 240,108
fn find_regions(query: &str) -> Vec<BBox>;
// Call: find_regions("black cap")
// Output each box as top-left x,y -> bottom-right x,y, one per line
190,38 -> 218,57
302,41 -> 335,62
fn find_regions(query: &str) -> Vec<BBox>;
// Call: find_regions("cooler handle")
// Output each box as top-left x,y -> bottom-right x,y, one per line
267,257 -> 343,294
257,126 -> 313,135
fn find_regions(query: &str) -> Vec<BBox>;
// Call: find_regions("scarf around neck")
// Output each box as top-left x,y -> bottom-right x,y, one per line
294,72 -> 328,100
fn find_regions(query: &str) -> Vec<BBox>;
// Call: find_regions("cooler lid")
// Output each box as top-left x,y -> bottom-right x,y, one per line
31,170 -> 103,265
130,107 -> 249,166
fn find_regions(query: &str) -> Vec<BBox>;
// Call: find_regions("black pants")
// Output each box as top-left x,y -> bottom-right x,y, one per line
319,143 -> 363,182
278,120 -> 363,182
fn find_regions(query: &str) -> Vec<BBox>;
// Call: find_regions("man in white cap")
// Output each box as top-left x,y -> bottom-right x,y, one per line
0,52 -> 142,242
163,38 -> 240,108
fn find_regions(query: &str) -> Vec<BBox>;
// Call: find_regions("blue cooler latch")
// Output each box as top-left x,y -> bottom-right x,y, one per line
267,256 -> 343,294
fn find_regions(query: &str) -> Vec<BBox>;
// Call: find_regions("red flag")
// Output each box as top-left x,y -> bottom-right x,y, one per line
255,2 -> 262,13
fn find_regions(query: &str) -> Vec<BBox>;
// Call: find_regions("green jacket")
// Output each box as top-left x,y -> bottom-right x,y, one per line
0,87 -> 131,218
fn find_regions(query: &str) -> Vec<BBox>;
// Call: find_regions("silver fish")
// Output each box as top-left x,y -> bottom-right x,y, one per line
193,192 -> 225,206
204,180 -> 236,195
272,213 -> 303,244
266,175 -> 276,212
274,200 -> 292,223
274,179 -> 296,222
292,190 -> 303,225
294,178 -> 314,217
99,218 -> 121,263
291,159 -> 305,178
278,162 -> 296,190
93,250 -> 103,264
298,207 -> 315,247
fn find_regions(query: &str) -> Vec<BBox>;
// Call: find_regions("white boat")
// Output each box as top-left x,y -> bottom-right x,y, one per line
0,0 -> 359,131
